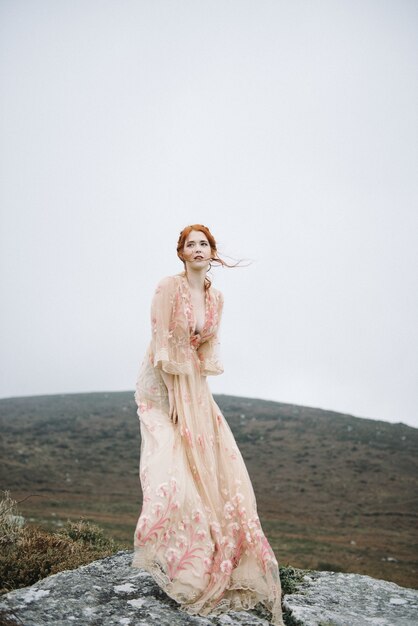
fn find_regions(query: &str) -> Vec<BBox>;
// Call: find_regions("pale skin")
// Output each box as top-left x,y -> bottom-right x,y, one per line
161,230 -> 213,424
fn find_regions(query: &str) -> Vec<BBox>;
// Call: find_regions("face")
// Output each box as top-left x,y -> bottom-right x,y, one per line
182,230 -> 212,267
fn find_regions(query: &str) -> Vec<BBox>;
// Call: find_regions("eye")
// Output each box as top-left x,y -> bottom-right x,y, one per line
202,242 -> 208,246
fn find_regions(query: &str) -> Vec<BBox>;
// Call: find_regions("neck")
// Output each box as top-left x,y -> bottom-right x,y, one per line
183,267 -> 207,291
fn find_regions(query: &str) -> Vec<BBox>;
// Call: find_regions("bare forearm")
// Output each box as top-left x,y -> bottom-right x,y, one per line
160,370 -> 178,424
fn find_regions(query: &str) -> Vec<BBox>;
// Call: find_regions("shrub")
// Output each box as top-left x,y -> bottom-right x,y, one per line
0,491 -> 25,547
0,491 -> 123,595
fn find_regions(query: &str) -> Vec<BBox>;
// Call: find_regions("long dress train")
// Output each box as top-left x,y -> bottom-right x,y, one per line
131,272 -> 285,626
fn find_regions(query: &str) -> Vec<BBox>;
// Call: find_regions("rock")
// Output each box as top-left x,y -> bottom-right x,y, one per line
0,550 -> 275,626
283,570 -> 418,626
0,550 -> 417,626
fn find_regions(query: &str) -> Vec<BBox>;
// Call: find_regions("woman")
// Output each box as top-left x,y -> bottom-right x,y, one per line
132,224 -> 285,626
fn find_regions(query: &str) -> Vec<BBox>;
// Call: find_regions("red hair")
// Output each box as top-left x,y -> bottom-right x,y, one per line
176,224 -> 244,290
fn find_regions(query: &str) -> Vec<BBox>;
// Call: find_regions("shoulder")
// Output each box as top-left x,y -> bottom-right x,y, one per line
156,274 -> 180,286
210,285 -> 224,305
153,274 -> 181,295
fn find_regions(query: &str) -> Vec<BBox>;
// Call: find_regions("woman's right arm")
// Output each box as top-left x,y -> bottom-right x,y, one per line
150,276 -> 186,424
160,370 -> 178,424
150,276 -> 192,375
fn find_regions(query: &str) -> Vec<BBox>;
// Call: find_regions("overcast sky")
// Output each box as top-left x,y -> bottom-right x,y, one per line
1,0 -> 417,428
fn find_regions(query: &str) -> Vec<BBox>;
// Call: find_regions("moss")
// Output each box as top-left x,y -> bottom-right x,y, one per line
279,563 -> 309,595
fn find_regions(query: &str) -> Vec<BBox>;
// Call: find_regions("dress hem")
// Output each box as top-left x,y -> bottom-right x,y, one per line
131,552 -> 285,626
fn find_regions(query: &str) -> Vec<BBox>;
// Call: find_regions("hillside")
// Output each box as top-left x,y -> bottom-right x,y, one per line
0,391 -> 416,589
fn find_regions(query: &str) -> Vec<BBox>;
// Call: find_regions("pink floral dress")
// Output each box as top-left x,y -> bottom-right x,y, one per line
132,271 -> 285,626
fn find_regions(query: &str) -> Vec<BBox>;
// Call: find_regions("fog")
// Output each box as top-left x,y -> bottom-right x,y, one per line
1,0 -> 417,427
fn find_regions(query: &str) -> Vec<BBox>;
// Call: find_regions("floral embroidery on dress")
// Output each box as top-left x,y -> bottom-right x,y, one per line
137,475 -> 278,584
136,477 -> 214,580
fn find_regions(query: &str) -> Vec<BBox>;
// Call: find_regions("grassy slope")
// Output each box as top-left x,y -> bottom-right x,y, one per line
0,391 -> 416,589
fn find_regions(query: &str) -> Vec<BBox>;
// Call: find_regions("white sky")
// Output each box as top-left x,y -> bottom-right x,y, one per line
1,0 -> 417,428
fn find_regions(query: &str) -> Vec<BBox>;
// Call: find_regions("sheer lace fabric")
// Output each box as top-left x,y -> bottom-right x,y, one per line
132,273 -> 285,626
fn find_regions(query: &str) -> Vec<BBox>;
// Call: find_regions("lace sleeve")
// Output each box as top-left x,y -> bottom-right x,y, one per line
150,276 -> 193,375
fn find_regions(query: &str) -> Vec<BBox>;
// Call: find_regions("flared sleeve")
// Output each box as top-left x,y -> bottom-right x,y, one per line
197,290 -> 224,376
150,276 -> 193,375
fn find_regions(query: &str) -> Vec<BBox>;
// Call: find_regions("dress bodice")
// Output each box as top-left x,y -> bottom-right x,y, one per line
177,273 -> 220,350
148,273 -> 224,377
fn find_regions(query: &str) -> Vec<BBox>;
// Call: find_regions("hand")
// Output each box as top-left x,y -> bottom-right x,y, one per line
168,388 -> 178,424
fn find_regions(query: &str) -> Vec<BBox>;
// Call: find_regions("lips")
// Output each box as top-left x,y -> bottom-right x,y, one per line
194,256 -> 204,260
